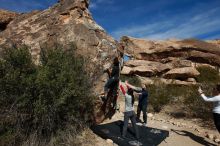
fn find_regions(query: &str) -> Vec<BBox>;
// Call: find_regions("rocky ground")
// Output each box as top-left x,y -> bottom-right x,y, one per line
88,98 -> 220,146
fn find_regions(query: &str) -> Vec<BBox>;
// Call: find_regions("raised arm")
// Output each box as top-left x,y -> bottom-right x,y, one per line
119,83 -> 126,95
201,94 -> 220,102
125,81 -> 142,93
198,87 -> 220,102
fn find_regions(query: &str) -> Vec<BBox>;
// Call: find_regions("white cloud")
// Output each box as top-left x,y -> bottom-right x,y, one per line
111,5 -> 220,40
89,0 -> 114,10
89,3 -> 97,9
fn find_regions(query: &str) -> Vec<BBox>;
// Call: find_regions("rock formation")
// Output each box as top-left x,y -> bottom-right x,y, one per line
0,0 -> 219,123
0,0 -> 121,123
121,36 -> 220,85
0,9 -> 18,31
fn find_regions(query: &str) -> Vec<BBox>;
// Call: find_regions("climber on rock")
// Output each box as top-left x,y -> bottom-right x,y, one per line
102,57 -> 120,102
117,43 -> 125,71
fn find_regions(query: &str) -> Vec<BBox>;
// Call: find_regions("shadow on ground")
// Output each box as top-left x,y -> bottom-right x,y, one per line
171,129 -> 216,146
91,120 -> 169,146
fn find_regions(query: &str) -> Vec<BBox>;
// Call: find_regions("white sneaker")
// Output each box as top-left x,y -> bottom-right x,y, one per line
143,123 -> 147,126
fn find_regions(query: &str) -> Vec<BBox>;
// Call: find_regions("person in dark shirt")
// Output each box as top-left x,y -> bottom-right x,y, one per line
126,82 -> 149,125
137,86 -> 148,125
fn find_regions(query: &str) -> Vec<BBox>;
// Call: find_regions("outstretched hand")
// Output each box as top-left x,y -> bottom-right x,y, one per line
119,80 -> 122,85
198,87 -> 203,94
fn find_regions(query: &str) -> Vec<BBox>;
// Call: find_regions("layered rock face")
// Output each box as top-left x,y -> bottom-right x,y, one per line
121,36 -> 220,85
0,0 -> 120,123
0,9 -> 18,31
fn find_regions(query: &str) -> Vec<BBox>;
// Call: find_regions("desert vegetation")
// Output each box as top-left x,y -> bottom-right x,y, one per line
0,46 -> 95,146
121,65 -> 220,122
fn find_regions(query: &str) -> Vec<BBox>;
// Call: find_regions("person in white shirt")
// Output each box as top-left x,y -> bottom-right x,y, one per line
198,84 -> 220,133
119,81 -> 139,139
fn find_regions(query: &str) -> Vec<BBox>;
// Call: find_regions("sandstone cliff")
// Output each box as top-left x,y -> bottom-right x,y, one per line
121,36 -> 220,85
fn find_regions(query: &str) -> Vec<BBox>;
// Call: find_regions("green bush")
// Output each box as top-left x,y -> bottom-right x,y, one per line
183,85 -> 213,120
148,80 -> 172,112
148,79 -> 213,120
196,66 -> 220,84
148,80 -> 212,120
0,46 -> 95,146
120,75 -> 141,87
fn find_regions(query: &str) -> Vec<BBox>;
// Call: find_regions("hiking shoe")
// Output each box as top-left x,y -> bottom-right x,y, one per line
122,135 -> 128,140
136,118 -> 142,123
143,123 -> 147,126
129,140 -> 143,146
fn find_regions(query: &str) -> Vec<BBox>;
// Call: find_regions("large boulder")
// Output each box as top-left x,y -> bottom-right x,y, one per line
137,76 -> 197,86
163,67 -> 200,80
121,60 -> 171,76
0,0 -> 120,123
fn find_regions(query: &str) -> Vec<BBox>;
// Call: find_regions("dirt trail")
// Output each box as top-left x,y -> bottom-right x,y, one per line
91,99 -> 219,146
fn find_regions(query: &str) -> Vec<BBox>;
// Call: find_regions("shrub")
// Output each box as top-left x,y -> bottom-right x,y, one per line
196,66 -> 220,84
120,75 -> 141,87
0,46 -> 95,146
183,85 -> 213,120
148,79 -> 213,120
147,80 -> 172,112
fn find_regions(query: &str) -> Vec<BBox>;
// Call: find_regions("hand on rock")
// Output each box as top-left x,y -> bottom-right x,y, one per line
198,87 -> 203,94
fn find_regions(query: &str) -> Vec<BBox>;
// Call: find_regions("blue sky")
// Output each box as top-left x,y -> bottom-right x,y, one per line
0,0 -> 220,40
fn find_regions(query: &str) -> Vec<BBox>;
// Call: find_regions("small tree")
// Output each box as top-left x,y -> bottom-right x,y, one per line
0,46 -> 95,146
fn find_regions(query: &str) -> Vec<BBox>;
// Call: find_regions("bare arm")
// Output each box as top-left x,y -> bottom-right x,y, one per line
201,94 -> 220,102
125,81 -> 142,92
119,83 -> 126,95
198,87 -> 220,102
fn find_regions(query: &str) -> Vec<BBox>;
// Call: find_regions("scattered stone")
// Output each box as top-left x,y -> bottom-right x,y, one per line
161,119 -> 165,123
172,122 -> 176,125
168,120 -> 173,124
187,78 -> 196,82
181,123 -> 186,126
214,138 -> 220,143
194,128 -> 200,132
106,139 -> 113,144
176,122 -> 180,126
147,113 -> 154,118
206,133 -> 214,140
162,125 -> 169,129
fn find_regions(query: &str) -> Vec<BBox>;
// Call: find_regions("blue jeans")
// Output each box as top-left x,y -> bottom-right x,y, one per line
123,111 -> 139,139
